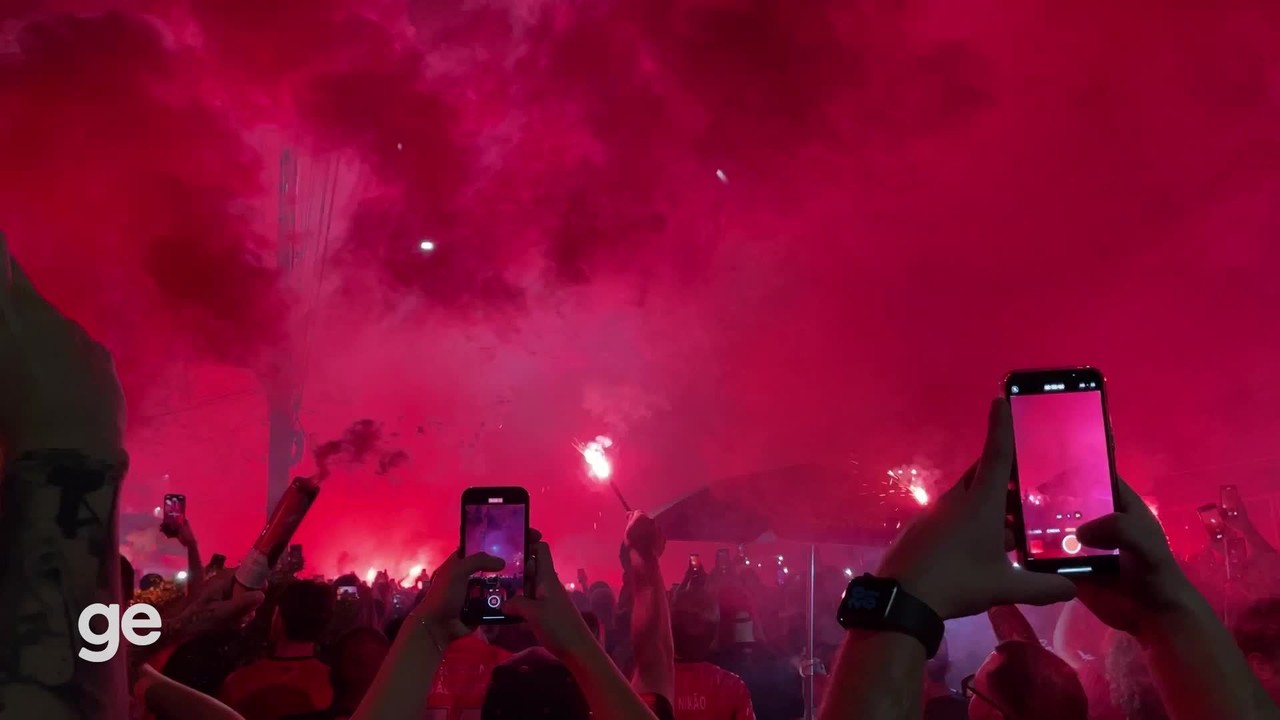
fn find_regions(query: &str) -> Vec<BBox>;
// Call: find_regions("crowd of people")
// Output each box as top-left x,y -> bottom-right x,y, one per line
2,232 -> 1280,720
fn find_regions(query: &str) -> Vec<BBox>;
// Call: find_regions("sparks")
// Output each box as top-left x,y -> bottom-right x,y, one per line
579,435 -> 614,481
910,485 -> 930,506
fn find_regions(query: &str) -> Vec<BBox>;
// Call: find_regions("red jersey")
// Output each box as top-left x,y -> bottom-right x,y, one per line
425,634 -> 512,720
674,661 -> 756,720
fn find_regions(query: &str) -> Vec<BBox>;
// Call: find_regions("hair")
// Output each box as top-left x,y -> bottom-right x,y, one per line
672,589 -> 719,662
276,580 -> 335,644
120,556 -> 135,603
328,626 -> 390,693
983,640 -> 1088,720
1234,598 -> 1280,664
482,648 -> 590,720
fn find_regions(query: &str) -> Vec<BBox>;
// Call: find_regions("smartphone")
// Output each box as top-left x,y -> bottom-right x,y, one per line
1198,503 -> 1226,541
715,548 -> 731,572
337,585 -> 359,598
1005,368 -> 1121,574
690,553 -> 702,570
1220,485 -> 1242,518
460,487 -> 531,625
161,494 -> 186,538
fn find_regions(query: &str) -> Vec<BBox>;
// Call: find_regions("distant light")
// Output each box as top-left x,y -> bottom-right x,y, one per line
843,568 -> 853,578
409,565 -> 424,577
782,567 -> 789,574
715,169 -> 729,184
777,555 -> 784,563
567,582 -> 576,590
1012,562 -> 1021,569
744,558 -> 751,565
152,506 -> 162,518
397,142 -> 404,151
176,571 -> 188,581
418,240 -> 436,252
910,486 -> 930,506
910,468 -> 918,476
366,567 -> 377,583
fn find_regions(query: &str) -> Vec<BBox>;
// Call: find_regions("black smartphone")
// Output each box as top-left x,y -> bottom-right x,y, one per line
460,487 -> 531,625
161,494 -> 186,538
1220,485 -> 1242,518
715,548 -> 730,572
1005,367 -> 1121,575
1198,503 -> 1226,541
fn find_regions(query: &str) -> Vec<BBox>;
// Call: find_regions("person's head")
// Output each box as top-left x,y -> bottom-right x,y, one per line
482,648 -> 590,720
672,589 -> 719,662
1104,630 -> 1167,720
966,640 -> 1087,720
272,580 -> 335,645
329,627 -> 390,704
1234,597 -> 1280,703
120,557 -> 135,603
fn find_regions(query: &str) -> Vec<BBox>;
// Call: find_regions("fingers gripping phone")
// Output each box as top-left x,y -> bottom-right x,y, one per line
461,487 -> 531,625
161,494 -> 186,538
1005,368 -> 1121,574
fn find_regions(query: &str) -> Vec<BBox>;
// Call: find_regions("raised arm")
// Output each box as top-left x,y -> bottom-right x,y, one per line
987,605 -> 1038,644
176,520 -> 205,598
820,400 -> 1074,720
1075,479 -> 1280,720
0,233 -> 131,719
625,511 -> 675,705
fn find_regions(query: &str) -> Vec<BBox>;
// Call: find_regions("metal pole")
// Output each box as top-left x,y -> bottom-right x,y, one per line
806,543 -> 817,720
267,149 -> 300,515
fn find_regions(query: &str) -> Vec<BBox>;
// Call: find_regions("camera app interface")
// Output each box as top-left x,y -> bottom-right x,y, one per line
1010,385 -> 1117,560
463,500 -> 526,619
164,495 -> 185,521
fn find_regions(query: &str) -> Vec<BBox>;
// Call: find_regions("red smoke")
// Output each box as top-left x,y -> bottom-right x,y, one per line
2,1 -> 1279,577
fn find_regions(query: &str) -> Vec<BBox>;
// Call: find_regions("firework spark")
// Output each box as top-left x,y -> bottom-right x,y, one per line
578,435 -> 614,481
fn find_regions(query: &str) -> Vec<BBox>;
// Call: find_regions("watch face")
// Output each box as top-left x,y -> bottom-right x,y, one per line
838,576 -> 899,626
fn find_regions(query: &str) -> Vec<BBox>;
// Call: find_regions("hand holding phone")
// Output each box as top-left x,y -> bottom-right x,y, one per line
460,487 -> 531,625
1197,503 -> 1226,541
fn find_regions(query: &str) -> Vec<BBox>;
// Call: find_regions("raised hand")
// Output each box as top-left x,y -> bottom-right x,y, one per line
877,398 -> 1076,619
505,530 -> 600,658
1073,478 -> 1197,638
410,550 -> 504,646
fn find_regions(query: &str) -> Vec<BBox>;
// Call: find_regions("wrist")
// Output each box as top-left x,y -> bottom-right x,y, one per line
1135,578 -> 1212,646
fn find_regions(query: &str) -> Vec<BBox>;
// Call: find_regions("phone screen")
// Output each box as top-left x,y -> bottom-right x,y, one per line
462,491 -> 528,622
163,494 -> 186,525
337,585 -> 358,598
1198,503 -> 1225,540
1008,373 -> 1118,564
1220,485 -> 1241,517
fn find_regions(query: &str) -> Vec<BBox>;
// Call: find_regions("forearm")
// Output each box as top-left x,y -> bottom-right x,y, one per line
629,550 -> 674,701
0,450 -> 129,720
1140,588 -> 1280,720
987,604 -> 1038,644
818,630 -> 924,720
138,666 -> 244,720
350,620 -> 445,720
186,544 -> 204,596
563,640 -> 660,720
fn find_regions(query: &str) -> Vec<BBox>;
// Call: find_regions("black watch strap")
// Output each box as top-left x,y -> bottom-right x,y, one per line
838,575 -> 945,659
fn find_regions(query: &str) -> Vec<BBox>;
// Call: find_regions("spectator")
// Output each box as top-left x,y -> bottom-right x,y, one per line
481,648 -> 591,720
709,606 -> 801,720
1233,597 -> 1280,705
221,580 -> 336,720
671,590 -> 754,720
286,627 -> 390,720
962,640 -> 1087,720
426,626 -> 512,720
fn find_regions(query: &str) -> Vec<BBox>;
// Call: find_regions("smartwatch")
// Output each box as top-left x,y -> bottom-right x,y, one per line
836,574 -> 944,658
